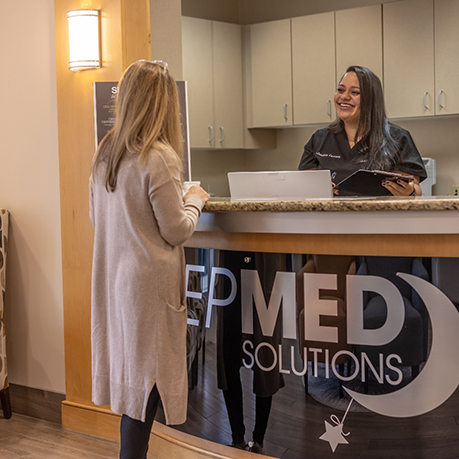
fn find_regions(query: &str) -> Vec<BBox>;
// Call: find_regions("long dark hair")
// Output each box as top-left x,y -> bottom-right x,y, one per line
329,65 -> 400,170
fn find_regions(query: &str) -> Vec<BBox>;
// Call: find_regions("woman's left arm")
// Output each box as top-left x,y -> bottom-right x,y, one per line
148,149 -> 207,246
382,172 -> 422,196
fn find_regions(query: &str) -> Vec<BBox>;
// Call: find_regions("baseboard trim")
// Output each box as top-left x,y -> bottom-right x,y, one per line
9,383 -> 65,424
61,401 -> 121,441
150,421 -> 274,458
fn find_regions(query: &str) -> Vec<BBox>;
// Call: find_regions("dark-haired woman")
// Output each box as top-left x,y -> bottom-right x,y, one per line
298,66 -> 427,196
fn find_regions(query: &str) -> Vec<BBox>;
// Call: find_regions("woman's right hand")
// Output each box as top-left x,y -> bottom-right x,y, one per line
185,185 -> 210,203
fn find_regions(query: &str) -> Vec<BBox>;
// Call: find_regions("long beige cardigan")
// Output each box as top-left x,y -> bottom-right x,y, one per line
89,147 -> 205,424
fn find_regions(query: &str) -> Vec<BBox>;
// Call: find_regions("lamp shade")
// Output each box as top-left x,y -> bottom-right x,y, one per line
67,10 -> 100,71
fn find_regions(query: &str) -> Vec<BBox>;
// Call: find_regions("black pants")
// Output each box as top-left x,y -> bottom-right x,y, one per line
119,385 -> 161,459
223,370 -> 272,445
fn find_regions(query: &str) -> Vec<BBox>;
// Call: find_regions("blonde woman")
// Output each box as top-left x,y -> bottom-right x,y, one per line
90,60 -> 209,459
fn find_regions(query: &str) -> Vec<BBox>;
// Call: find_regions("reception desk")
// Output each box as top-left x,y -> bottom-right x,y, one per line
63,196 -> 459,459
187,195 -> 459,256
159,196 -> 459,458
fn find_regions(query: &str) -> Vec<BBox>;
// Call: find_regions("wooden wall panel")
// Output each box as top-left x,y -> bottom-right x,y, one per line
121,0 -> 151,67
54,0 -> 149,409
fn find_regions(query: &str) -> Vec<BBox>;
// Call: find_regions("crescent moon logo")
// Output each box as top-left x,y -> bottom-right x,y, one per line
344,273 -> 459,417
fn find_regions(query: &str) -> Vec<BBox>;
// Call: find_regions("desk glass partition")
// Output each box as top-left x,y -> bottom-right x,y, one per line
156,249 -> 459,458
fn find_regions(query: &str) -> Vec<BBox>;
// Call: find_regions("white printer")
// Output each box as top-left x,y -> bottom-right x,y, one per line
420,158 -> 436,196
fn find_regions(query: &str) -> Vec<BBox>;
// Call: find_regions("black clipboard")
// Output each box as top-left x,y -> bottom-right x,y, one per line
336,169 -> 414,196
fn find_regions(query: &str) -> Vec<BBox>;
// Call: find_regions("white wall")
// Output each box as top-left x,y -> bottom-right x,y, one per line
0,0 -> 65,392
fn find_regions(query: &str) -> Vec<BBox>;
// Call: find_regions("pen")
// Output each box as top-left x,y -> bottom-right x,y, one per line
331,172 -> 337,183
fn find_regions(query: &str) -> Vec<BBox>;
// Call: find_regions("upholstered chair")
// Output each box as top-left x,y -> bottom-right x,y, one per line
431,257 -> 459,312
186,269 -> 207,389
354,256 -> 429,383
0,209 -> 11,419
296,255 -> 356,396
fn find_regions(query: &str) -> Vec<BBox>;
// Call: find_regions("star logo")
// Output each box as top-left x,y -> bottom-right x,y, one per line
320,420 -> 349,452
319,399 -> 353,452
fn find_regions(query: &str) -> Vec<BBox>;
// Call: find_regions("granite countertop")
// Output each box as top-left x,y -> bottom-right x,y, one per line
203,196 -> 459,212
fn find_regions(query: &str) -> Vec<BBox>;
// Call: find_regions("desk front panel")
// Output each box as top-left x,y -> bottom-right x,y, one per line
173,244 -> 459,458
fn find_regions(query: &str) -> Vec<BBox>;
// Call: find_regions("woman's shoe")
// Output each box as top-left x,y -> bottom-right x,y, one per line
231,441 -> 248,450
248,441 -> 264,454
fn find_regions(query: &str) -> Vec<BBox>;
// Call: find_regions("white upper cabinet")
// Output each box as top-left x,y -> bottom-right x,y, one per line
182,17 -> 214,148
335,5 -> 383,83
212,21 -> 244,148
250,5 -> 383,128
384,0 -> 459,118
182,17 -> 243,149
383,0 -> 435,118
185,0 -> 459,135
249,19 -> 293,128
435,0 -> 459,115
292,12 -> 336,125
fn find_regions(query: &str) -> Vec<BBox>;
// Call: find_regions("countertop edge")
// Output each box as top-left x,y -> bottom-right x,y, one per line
202,197 -> 459,213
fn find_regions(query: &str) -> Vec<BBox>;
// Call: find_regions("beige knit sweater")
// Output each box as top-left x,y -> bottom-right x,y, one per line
90,146 -> 205,424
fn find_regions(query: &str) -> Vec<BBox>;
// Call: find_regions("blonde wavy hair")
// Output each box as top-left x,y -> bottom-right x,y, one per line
93,59 -> 183,192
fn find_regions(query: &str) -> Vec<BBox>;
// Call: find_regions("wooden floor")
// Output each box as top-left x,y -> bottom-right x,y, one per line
0,413 -> 119,458
3,372 -> 459,459
3,340 -> 459,459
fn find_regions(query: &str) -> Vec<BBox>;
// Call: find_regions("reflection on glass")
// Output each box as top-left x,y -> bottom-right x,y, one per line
157,249 -> 459,457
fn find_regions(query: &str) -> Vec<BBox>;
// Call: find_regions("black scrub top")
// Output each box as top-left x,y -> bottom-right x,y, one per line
298,124 -> 427,186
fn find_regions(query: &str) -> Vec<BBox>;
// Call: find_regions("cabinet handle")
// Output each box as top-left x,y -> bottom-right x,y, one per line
283,104 -> 288,121
327,100 -> 331,117
208,126 -> 213,144
219,126 -> 225,143
424,92 -> 429,110
439,90 -> 444,109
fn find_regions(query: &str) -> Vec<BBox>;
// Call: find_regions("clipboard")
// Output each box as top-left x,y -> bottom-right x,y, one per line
336,169 -> 414,196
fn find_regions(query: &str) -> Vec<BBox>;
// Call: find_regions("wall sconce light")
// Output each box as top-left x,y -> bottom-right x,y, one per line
67,10 -> 101,71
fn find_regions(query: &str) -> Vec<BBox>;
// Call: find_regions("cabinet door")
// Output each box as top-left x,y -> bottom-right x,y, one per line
292,12 -> 336,125
212,21 -> 244,148
335,5 -> 383,83
250,19 -> 292,128
435,0 -> 459,115
182,17 -> 215,148
383,0 -> 435,118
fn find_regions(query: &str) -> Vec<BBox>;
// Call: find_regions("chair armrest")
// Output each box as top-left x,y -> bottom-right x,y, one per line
412,257 -> 429,281
355,261 -> 368,307
347,260 -> 356,275
411,257 -> 429,311
356,261 -> 367,276
296,259 -> 316,315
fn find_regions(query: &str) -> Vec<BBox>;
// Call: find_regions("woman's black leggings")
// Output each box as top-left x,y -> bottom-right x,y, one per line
119,385 -> 161,459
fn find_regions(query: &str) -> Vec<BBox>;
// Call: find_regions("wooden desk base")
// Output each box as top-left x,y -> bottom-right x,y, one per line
61,402 -> 273,458
187,232 -> 459,257
62,230 -> 459,457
